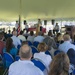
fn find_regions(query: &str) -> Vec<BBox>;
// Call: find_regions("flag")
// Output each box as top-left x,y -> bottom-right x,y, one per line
17,15 -> 21,35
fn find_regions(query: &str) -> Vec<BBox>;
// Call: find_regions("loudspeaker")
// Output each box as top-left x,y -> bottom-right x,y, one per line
51,19 -> 55,25
44,20 -> 47,25
24,20 -> 27,25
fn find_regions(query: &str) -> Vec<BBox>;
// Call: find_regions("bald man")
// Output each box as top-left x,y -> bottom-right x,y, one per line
11,31 -> 21,48
8,45 -> 44,75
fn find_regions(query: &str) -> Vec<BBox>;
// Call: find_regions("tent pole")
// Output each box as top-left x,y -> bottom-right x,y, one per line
19,0 -> 22,30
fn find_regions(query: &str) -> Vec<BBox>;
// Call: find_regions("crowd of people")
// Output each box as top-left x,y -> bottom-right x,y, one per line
0,26 -> 75,75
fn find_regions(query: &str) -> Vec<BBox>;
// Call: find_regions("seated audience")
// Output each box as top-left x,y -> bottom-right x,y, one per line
18,31 -> 26,41
56,33 -> 64,44
21,41 -> 28,46
65,32 -> 72,43
48,52 -> 70,75
43,31 -> 57,49
48,31 -> 53,37
34,42 -> 52,71
8,44 -> 44,75
43,37 -> 57,57
34,31 -> 44,43
2,28 -> 7,40
11,31 -> 21,48
6,30 -> 12,38
3,38 -> 18,58
27,31 -> 35,42
67,48 -> 75,65
0,32 -> 5,55
58,34 -> 75,53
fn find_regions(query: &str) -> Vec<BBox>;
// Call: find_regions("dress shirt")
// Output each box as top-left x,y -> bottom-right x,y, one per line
27,35 -> 35,43
18,35 -> 26,41
11,36 -> 21,48
58,41 -> 75,53
34,52 -> 52,71
8,60 -> 44,75
34,36 -> 44,43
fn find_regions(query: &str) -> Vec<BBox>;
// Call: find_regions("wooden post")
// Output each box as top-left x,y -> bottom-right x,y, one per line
36,24 -> 40,36
36,19 -> 42,36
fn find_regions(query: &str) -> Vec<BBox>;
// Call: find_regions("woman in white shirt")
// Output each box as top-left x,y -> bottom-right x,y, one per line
34,42 -> 52,71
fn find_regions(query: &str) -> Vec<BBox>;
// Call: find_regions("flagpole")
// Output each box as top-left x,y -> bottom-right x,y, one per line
17,0 -> 22,35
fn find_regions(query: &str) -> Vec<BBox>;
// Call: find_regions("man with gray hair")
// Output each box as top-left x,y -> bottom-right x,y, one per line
58,34 -> 75,53
8,44 -> 44,75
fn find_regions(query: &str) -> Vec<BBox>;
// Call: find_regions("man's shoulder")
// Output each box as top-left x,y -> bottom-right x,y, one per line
30,64 -> 44,75
11,36 -> 16,39
10,61 -> 18,66
34,36 -> 38,39
9,61 -> 18,69
58,43 -> 65,48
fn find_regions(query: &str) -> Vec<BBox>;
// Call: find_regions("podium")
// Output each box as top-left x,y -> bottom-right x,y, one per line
36,24 -> 40,36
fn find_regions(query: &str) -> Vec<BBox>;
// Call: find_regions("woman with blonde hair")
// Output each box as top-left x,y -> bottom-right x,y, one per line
34,42 -> 52,71
48,52 -> 70,75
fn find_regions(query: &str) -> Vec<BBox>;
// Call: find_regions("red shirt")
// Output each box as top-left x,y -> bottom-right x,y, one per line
0,41 -> 5,54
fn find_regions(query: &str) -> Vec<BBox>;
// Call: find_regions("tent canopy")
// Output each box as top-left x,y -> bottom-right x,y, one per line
0,0 -> 75,21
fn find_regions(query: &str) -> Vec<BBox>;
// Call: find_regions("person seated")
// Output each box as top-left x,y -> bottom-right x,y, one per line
6,30 -> 12,38
11,31 -> 21,48
27,31 -> 35,43
21,41 -> 28,46
2,28 -> 7,40
56,33 -> 64,44
43,32 -> 57,57
18,31 -> 26,41
0,32 -> 5,55
13,27 -> 16,32
58,34 -> 75,53
8,44 -> 44,75
67,48 -> 75,65
3,38 -> 18,58
34,31 -> 44,43
43,31 -> 57,50
48,52 -> 69,75
34,42 -> 52,71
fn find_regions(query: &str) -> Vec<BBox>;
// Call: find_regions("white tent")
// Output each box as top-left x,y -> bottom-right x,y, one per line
0,0 -> 75,21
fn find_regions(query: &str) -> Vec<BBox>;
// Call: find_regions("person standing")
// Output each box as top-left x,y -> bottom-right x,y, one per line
36,19 -> 42,36
53,23 -> 59,35
15,21 -> 18,30
25,24 -> 29,33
